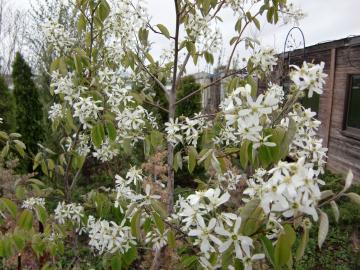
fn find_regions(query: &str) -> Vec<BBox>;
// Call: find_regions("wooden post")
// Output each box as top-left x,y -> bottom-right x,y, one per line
323,48 -> 337,149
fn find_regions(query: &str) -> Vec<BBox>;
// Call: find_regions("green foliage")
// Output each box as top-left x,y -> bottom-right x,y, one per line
176,76 -> 201,118
0,75 -> 16,132
12,53 -> 44,154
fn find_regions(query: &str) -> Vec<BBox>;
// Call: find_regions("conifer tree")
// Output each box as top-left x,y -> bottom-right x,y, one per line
12,52 -> 44,153
0,74 -> 15,132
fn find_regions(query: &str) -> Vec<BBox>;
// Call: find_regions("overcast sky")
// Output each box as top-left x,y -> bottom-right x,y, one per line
8,0 -> 360,72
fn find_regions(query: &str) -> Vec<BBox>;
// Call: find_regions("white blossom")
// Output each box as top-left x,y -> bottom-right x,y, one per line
126,166 -> 143,185
290,61 -> 327,98
215,217 -> 253,259
92,139 -> 119,162
87,216 -> 135,254
251,47 -> 278,73
73,97 -> 104,129
22,197 -> 45,210
48,103 -> 64,121
54,202 -> 84,226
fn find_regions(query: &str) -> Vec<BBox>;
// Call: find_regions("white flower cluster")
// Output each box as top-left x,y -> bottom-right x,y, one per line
0,117 -> 3,124
114,172 -> 159,211
185,12 -> 222,53
218,170 -> 242,191
50,71 -> 81,105
77,134 -> 91,157
87,216 -> 135,255
22,197 -> 45,210
126,166 -> 143,185
165,114 -> 208,147
281,3 -> 306,25
283,107 -> 328,175
290,61 -> 327,98
244,157 -> 323,221
172,188 -> 263,269
92,139 -> 119,162
115,106 -> 151,141
48,103 -> 63,121
54,202 -> 84,226
104,0 -> 148,62
251,47 -> 278,73
145,228 -> 169,251
114,175 -> 138,208
43,21 -> 76,56
217,83 -> 284,148
73,97 -> 104,130
225,0 -> 261,14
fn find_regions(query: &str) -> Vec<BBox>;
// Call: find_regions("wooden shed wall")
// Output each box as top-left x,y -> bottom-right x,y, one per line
326,45 -> 360,181
270,38 -> 360,181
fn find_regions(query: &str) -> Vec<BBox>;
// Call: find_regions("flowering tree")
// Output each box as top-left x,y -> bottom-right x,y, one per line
0,0 -> 360,269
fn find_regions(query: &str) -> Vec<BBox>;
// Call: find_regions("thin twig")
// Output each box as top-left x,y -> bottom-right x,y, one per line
175,70 -> 243,105
143,100 -> 169,113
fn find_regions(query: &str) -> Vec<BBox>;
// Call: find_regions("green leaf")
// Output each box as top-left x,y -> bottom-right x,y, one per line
258,145 -> 273,168
188,146 -> 197,173
260,236 -> 275,267
185,40 -> 196,55
320,190 -> 334,200
342,170 -> 353,192
345,192 -> 360,206
240,199 -> 260,230
330,201 -> 340,223
156,24 -> 171,39
274,224 -> 296,267
173,151 -> 183,172
150,130 -> 164,148
111,253 -> 122,270
14,141 -> 25,157
97,0 -> 110,22
152,212 -> 165,234
130,210 -> 142,240
295,227 -> 309,261
1,142 -> 9,158
204,51 -> 214,64
91,124 -> 105,148
240,141 -> 251,169
122,247 -> 137,267
181,256 -> 198,268
0,198 -> 18,219
151,199 -> 168,219
31,234 -> 45,257
77,14 -> 87,32
12,234 -> 25,250
35,205 -> 48,224
235,18 -> 242,32
28,178 -> 45,187
280,117 -> 297,159
0,131 -> 9,140
167,230 -> 176,248
18,210 -> 33,231
253,17 -> 261,30
318,210 -> 329,249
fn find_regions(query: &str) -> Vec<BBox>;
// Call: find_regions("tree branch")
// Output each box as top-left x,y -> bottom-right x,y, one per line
143,100 -> 169,113
175,70 -> 242,105
135,54 -> 169,95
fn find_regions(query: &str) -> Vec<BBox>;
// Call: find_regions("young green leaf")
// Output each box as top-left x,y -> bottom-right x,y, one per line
330,201 -> 340,223
0,198 -> 18,219
18,210 -> 33,231
188,146 -> 197,173
318,210 -> 329,249
156,24 -> 171,39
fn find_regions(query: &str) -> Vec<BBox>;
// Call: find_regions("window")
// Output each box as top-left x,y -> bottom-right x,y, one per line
345,75 -> 360,133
